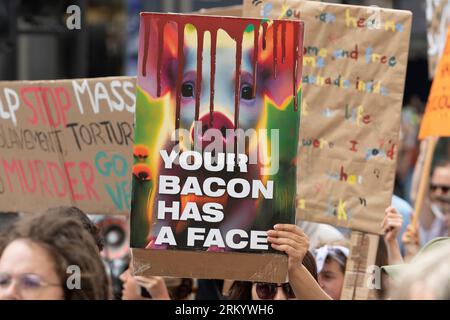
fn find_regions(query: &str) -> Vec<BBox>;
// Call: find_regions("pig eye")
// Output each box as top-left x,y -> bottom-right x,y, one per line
241,84 -> 254,100
181,82 -> 195,98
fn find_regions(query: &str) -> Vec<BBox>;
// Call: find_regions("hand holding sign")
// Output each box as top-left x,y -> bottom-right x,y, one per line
267,224 -> 310,271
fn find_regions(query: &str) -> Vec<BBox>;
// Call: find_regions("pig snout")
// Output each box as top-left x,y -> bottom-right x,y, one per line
191,112 -> 235,150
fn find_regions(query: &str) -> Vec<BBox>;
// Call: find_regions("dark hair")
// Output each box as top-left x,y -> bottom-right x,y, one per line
169,278 -> 194,300
324,250 -> 348,274
432,159 -> 450,174
45,206 -> 104,252
0,209 -> 111,300
228,251 -> 318,300
0,212 -> 20,236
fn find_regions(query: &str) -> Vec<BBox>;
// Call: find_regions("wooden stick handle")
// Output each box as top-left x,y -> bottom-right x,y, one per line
411,137 -> 438,227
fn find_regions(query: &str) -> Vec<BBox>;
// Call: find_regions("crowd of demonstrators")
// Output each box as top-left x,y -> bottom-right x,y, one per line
0,203 -> 449,300
1,135 -> 450,302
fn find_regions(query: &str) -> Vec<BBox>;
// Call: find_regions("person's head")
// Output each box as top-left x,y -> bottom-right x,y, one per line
0,209 -> 111,300
430,161 -> 450,227
314,245 -> 348,300
390,241 -> 450,299
45,206 -> 104,252
228,251 -> 318,300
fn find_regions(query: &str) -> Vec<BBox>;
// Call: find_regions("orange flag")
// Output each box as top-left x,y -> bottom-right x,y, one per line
419,26 -> 450,139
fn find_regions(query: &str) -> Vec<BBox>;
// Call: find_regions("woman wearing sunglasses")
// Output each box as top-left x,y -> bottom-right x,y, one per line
0,209 -> 111,300
411,138 -> 450,245
229,224 -> 332,300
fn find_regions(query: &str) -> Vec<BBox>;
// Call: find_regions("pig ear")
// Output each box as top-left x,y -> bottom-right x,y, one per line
256,21 -> 302,107
139,18 -> 180,97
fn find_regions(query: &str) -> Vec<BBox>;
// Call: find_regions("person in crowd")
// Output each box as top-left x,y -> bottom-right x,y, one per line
46,206 -> 105,252
120,266 -> 170,300
313,243 -> 349,300
411,138 -> 450,245
0,208 -> 111,300
385,238 -> 450,299
395,95 -> 421,201
371,206 -> 405,299
391,195 -> 413,255
229,224 -> 331,300
382,206 -> 404,265
120,261 -> 194,300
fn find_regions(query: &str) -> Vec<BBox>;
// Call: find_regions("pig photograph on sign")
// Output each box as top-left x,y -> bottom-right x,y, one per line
130,13 -> 304,282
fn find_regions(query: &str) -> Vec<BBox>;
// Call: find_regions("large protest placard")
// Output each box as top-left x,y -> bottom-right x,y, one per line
130,12 -> 304,282
420,26 -> 450,138
427,0 -> 450,78
0,77 -> 135,215
244,0 -> 412,234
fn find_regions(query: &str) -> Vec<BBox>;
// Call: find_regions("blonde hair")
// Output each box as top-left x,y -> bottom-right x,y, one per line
391,243 -> 450,300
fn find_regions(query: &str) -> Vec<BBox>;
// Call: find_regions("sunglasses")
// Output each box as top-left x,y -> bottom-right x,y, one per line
255,282 -> 295,300
0,273 -> 60,290
430,184 -> 450,194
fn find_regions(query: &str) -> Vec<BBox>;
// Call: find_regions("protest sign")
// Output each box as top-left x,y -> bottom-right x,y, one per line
419,27 -> 450,139
130,12 -> 304,282
0,77 -> 135,215
414,28 -> 450,227
244,0 -> 412,234
426,0 -> 450,78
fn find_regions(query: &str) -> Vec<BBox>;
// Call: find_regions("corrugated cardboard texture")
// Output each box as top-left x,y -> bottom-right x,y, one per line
340,231 -> 379,300
0,76 -> 135,215
132,248 -> 288,283
244,0 -> 412,234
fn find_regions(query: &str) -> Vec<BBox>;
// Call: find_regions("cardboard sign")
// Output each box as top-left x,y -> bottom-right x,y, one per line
419,26 -> 450,139
426,0 -> 450,79
130,12 -> 304,282
0,77 -> 135,214
340,231 -> 379,300
244,0 -> 412,234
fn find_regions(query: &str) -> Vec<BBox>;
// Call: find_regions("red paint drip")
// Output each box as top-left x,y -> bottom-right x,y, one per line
175,22 -> 185,130
234,32 -> 243,130
262,22 -> 267,50
142,18 -> 150,77
281,21 -> 286,64
273,21 -> 278,79
156,19 -> 165,97
141,13 -> 301,137
209,29 -> 217,127
195,29 -> 204,121
231,28 -> 246,157
293,22 -> 300,112
252,23 -> 259,98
